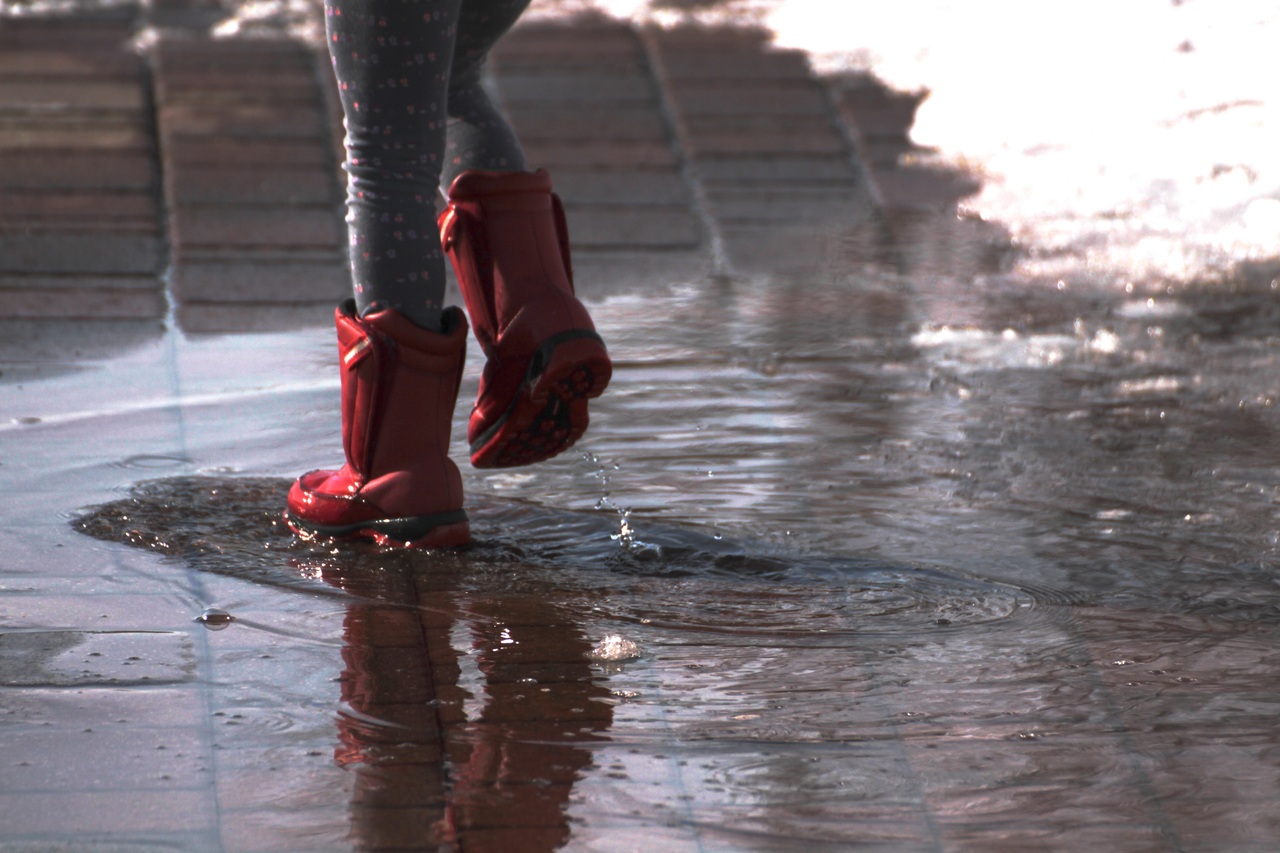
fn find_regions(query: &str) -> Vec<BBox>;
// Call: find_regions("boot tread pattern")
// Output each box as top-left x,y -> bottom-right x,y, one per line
471,334 -> 611,469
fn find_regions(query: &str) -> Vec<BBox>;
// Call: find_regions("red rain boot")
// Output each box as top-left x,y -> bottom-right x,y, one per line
439,169 -> 612,469
286,300 -> 471,549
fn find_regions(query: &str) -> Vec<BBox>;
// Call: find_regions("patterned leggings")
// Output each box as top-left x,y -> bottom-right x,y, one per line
325,0 -> 531,329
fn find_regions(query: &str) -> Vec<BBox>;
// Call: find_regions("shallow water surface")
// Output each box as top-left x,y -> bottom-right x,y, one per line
52,258 -> 1280,850
3,2 -> 1279,849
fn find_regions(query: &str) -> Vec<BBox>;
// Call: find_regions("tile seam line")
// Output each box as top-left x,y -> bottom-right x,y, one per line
139,20 -> 228,852
634,23 -> 729,280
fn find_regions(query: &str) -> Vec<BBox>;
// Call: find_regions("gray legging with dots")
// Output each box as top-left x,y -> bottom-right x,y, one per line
325,0 -> 532,330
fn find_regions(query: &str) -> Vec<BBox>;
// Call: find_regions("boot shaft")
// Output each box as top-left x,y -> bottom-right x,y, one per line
439,169 -> 579,354
335,300 -> 468,487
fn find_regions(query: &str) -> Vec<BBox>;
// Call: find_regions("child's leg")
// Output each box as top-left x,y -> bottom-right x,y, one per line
286,0 -> 481,549
442,0 -> 532,188
434,3 -> 613,470
325,0 -> 461,330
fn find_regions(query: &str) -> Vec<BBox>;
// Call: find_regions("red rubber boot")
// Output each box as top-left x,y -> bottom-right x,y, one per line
286,300 -> 471,549
439,169 -> 612,469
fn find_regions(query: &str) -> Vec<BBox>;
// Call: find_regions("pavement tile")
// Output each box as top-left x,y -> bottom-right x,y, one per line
0,791 -> 215,841
354,701 -> 443,735
519,140 -> 679,169
152,37 -> 317,70
216,807 -> 350,853
0,685 -> 208,730
0,50 -> 141,78
169,204 -> 342,250
0,234 -> 162,275
174,303 -> 337,335
0,17 -> 138,46
469,685 -> 613,725
683,129 -> 847,156
706,186 -> 876,224
0,121 -> 151,152
164,162 -> 337,205
0,593 -> 197,633
162,137 -> 332,168
159,103 -> 330,139
1,152 -> 155,191
496,21 -> 640,55
567,208 -> 701,250
551,170 -> 691,206
213,753 -> 351,812
0,81 -> 146,112
156,66 -> 320,92
719,226 -> 872,274
663,83 -> 831,115
493,50 -> 647,75
0,190 -> 158,221
172,259 -> 347,304
0,273 -> 161,292
695,154 -> 858,183
503,107 -> 670,142
655,49 -> 813,81
0,285 -> 167,320
0,319 -> 164,375
0,725 -> 209,792
496,73 -> 658,103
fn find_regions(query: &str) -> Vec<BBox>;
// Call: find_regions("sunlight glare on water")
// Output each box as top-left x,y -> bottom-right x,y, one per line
558,0 -> 1280,288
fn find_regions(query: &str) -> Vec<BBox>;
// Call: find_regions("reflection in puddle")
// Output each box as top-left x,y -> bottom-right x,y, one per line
77,476 -> 1065,848
12,2 -> 1278,846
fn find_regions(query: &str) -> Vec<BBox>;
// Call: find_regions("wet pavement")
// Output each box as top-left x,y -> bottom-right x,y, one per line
3,1 -> 1280,851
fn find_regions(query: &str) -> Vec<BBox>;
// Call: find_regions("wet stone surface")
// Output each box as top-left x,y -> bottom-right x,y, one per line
3,2 -> 1280,850
0,630 -> 195,687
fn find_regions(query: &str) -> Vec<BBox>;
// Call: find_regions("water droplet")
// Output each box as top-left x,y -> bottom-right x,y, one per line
196,608 -> 235,630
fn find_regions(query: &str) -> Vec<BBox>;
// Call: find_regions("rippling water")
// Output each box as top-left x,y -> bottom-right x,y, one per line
61,256 -> 1280,849
5,0 -> 1277,848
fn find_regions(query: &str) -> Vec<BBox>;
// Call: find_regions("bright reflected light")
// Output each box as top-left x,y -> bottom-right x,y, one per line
539,0 -> 1279,287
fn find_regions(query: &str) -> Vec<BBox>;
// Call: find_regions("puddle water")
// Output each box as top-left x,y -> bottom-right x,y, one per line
4,0 -> 1279,848
59,257 -> 1280,848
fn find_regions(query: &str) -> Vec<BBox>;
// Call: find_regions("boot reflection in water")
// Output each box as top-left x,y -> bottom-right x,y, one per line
286,0 -> 611,549
324,557 -> 613,850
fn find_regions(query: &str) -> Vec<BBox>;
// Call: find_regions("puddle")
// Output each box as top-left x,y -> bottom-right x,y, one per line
4,1 -> 1280,848
0,630 -> 194,687
38,263 -> 1280,849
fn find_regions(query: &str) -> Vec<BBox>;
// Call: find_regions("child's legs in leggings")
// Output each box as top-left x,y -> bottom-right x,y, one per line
326,0 -> 529,330
443,0 -> 531,189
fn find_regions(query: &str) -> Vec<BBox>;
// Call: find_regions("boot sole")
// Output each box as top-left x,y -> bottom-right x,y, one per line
284,510 -> 471,549
470,330 -> 612,469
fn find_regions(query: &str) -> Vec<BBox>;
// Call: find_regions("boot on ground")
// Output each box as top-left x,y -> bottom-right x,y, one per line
286,299 -> 471,549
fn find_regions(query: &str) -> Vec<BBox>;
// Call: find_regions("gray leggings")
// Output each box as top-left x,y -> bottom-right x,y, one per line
325,0 -> 531,329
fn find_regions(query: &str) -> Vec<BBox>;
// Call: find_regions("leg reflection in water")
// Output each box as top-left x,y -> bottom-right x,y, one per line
321,555 -> 614,851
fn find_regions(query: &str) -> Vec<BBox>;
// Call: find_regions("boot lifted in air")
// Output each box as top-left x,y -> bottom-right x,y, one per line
440,169 -> 612,469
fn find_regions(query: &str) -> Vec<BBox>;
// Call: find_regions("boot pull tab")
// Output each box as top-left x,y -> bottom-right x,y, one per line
440,208 -> 460,251
343,336 -> 373,369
